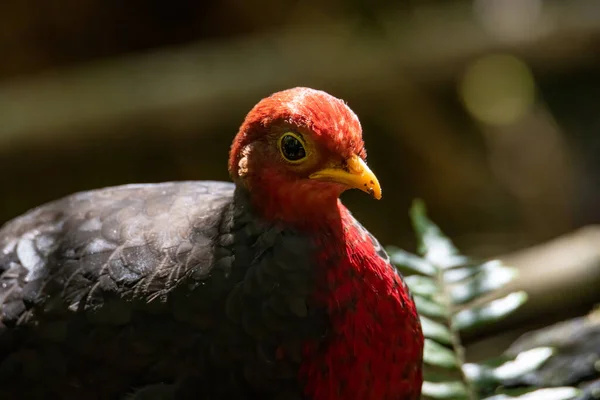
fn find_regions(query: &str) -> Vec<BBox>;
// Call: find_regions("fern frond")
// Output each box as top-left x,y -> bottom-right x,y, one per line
388,200 -> 581,400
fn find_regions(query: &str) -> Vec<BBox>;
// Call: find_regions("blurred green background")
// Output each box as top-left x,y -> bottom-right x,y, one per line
1,0 -> 599,357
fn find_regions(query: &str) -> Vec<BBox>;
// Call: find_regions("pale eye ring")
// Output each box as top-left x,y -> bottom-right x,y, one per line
279,133 -> 307,162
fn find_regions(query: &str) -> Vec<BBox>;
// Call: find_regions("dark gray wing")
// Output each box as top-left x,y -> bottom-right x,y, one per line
0,181 -> 238,398
0,181 -> 235,325
0,181 -> 326,400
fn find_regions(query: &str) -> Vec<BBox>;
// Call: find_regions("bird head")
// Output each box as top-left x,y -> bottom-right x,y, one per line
229,87 -> 381,225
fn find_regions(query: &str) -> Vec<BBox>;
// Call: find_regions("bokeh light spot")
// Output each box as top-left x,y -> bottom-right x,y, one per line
459,53 -> 536,126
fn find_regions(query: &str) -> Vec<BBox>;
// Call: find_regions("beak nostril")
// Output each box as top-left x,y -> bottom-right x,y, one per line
308,154 -> 381,199
341,160 -> 351,173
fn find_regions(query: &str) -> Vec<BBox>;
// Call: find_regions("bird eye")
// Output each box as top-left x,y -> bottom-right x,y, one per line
279,133 -> 307,162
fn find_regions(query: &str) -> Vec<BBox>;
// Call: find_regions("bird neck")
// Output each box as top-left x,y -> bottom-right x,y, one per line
233,187 -> 423,399
301,208 -> 423,400
234,180 -> 345,231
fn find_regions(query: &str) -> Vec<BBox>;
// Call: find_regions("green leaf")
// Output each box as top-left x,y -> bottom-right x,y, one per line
405,275 -> 439,298
409,199 -> 467,269
423,370 -> 461,382
420,316 -> 453,344
387,246 -> 437,276
422,381 -> 469,399
415,296 -> 449,319
482,387 -> 580,400
395,199 -> 579,400
452,291 -> 528,331
444,260 -> 511,284
423,338 -> 459,369
462,348 -> 555,389
461,363 -> 495,387
450,261 -> 518,304
492,347 -> 554,380
443,263 -> 481,283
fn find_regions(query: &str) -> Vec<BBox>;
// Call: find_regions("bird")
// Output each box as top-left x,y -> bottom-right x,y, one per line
0,87 -> 423,400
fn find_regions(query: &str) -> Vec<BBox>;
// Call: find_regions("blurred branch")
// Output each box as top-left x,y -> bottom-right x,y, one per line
463,225 -> 600,342
0,0 -> 599,147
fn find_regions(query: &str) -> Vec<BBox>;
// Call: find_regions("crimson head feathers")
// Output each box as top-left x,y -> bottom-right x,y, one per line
228,87 -> 381,225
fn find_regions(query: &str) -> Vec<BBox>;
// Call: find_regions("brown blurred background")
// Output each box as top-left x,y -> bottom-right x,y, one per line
1,0 -> 599,356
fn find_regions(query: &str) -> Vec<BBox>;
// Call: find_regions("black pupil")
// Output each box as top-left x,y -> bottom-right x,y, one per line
281,135 -> 306,161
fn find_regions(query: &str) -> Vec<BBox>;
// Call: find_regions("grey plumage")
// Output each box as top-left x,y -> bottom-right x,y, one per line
0,181 -> 327,399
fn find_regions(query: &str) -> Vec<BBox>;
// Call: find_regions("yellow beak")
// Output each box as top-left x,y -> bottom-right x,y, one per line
309,155 -> 382,199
